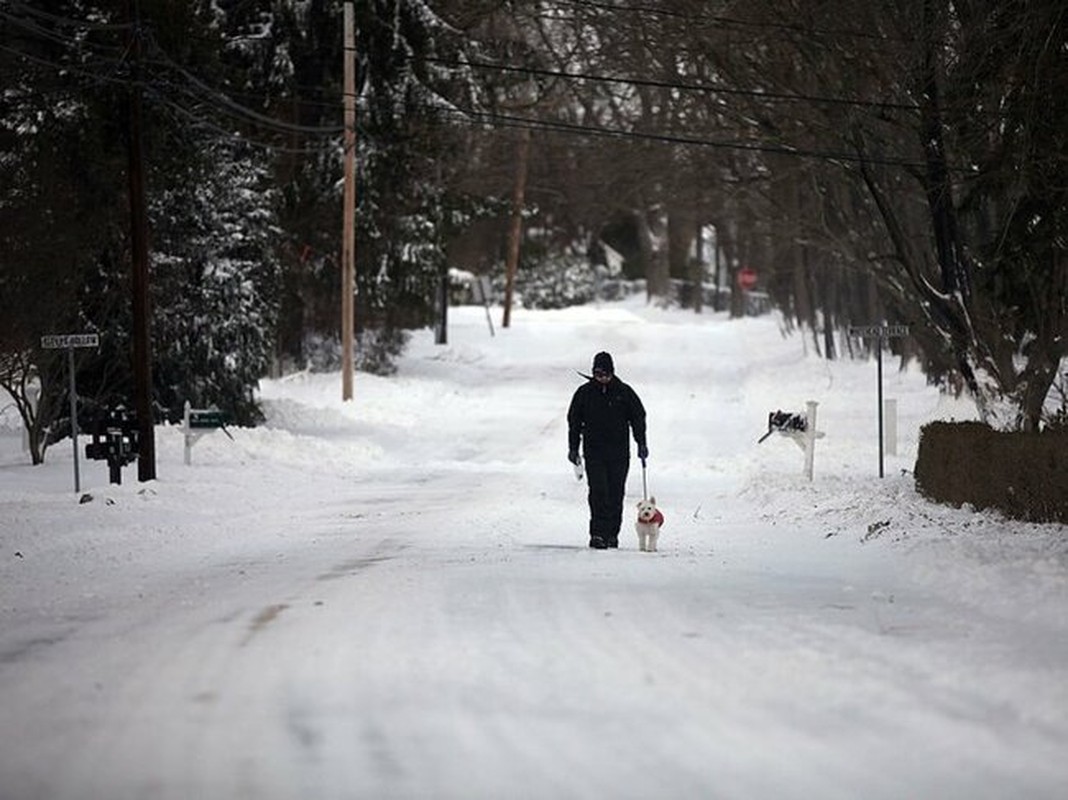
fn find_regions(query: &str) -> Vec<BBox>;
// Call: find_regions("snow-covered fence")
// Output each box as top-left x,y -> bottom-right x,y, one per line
758,400 -> 825,481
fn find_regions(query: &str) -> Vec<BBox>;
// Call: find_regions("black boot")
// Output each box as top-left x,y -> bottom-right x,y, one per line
589,536 -> 608,549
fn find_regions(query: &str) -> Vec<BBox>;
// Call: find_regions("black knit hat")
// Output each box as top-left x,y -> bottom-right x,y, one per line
592,351 -> 614,374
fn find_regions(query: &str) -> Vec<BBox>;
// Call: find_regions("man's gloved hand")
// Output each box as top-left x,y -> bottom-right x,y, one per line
637,444 -> 649,460
568,450 -> 580,465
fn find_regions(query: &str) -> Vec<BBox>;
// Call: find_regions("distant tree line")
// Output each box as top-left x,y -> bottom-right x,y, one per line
1,1 -> 1065,465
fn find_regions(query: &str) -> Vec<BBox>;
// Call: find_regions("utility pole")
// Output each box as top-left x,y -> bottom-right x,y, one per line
501,127 -> 531,329
341,1 -> 356,400
125,0 -> 155,481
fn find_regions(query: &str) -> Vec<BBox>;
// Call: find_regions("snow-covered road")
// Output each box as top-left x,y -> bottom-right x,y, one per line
3,301 -> 1067,799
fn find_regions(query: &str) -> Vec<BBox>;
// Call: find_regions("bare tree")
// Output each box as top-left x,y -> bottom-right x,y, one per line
843,0 -> 1068,430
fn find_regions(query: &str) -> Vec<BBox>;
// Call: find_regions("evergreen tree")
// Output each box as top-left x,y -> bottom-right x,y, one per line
2,0 -> 285,459
213,0 -> 347,370
0,0 -> 133,461
150,140 -> 281,426
215,0 -> 487,370
355,0 -> 484,338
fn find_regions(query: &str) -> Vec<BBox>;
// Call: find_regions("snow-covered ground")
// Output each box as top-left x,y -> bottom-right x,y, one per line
2,298 -> 1067,800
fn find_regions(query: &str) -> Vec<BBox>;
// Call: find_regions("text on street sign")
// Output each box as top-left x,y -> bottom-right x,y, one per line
41,333 -> 100,349
847,325 -> 910,338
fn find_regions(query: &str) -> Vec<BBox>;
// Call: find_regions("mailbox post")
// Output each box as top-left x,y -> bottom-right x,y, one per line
758,401 -> 825,480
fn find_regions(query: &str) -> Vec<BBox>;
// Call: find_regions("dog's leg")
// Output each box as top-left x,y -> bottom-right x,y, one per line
649,529 -> 658,552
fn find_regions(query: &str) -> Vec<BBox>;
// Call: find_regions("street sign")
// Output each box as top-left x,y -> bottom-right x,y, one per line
40,333 -> 100,493
738,266 -> 758,291
847,324 -> 910,478
848,324 -> 909,338
41,333 -> 100,349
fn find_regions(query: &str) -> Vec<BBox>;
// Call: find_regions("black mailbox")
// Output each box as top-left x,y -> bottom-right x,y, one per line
86,407 -> 140,484
768,410 -> 807,433
758,410 -> 808,443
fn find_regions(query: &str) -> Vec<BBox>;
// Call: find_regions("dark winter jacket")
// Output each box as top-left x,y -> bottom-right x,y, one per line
568,375 -> 647,461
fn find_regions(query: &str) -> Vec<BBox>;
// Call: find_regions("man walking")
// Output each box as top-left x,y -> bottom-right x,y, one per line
567,351 -> 648,549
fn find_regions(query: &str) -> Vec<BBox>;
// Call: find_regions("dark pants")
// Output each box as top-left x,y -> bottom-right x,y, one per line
585,456 -> 629,543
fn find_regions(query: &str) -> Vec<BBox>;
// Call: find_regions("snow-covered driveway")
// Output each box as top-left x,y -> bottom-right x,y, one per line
3,301 -> 1067,799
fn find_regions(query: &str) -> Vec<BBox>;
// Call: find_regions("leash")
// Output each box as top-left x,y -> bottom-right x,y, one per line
641,457 -> 648,500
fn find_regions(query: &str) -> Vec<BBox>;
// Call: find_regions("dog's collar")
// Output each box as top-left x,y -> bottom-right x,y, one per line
640,509 -> 664,526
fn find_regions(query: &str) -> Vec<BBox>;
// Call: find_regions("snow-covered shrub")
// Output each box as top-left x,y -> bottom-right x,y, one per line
300,330 -> 410,377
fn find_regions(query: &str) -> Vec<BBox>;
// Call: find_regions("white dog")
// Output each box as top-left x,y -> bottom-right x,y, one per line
635,497 -> 665,552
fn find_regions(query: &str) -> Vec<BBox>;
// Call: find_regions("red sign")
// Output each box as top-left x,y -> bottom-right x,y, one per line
737,267 -> 758,290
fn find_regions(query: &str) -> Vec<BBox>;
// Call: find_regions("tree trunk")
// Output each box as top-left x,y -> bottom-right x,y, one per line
637,202 -> 671,303
667,203 -> 698,309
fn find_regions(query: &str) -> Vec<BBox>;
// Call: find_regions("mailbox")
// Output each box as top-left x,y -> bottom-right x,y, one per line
85,407 -> 140,485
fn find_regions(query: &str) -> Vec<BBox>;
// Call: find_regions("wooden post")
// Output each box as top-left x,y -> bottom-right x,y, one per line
126,0 -> 155,481
501,128 -> 531,329
341,1 -> 356,400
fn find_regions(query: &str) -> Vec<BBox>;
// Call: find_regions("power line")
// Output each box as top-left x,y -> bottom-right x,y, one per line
2,31 -> 924,170
426,56 -> 920,113
148,88 -> 343,155
6,2 -> 132,31
1,3 -> 950,172
148,71 -> 344,138
1,7 -> 345,140
0,42 -> 133,88
548,0 -> 907,43
425,104 -> 927,170
1,34 -> 345,141
142,35 -> 345,137
0,7 -> 129,58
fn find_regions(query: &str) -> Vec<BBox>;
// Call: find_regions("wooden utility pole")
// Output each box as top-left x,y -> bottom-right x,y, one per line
341,1 -> 356,400
126,0 -> 155,480
501,128 -> 531,329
